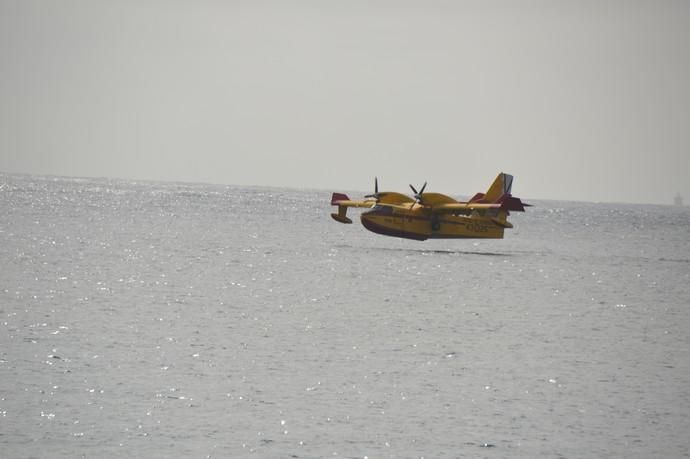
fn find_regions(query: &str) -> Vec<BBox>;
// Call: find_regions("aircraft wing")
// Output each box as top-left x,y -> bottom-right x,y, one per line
330,193 -> 375,223
431,195 -> 529,214
430,201 -> 525,228
334,199 -> 376,209
331,191 -> 415,208
330,193 -> 376,209
430,202 -> 502,214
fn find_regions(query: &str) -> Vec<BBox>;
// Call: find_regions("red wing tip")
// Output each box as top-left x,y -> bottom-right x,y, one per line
331,192 -> 350,205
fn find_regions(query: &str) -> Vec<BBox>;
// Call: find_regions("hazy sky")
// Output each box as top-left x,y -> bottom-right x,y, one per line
1,0 -> 688,204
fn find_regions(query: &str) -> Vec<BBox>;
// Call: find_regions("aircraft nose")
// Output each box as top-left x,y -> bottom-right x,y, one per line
360,212 -> 379,233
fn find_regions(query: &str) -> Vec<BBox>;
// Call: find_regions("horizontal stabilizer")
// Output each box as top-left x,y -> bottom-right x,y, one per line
498,195 -> 529,212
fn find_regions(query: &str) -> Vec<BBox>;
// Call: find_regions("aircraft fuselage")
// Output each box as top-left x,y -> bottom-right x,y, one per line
360,206 -> 505,241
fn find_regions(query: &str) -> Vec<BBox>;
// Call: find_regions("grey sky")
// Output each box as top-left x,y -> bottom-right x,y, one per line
1,0 -> 688,204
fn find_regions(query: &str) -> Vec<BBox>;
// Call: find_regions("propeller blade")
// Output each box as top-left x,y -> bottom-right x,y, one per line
365,177 -> 380,200
410,181 -> 427,205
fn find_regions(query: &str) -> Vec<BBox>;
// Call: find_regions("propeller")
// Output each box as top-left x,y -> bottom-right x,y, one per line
365,177 -> 380,201
409,181 -> 427,208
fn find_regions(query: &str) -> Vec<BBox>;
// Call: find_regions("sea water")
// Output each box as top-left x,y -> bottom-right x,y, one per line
1,173 -> 688,458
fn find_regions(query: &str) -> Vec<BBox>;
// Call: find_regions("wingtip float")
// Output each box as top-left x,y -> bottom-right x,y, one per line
330,172 -> 530,241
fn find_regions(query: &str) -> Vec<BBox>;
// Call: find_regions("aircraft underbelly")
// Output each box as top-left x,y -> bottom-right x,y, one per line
430,216 -> 505,239
361,214 -> 504,240
361,214 -> 428,240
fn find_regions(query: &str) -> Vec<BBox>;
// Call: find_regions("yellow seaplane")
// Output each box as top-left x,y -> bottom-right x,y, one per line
330,172 -> 529,241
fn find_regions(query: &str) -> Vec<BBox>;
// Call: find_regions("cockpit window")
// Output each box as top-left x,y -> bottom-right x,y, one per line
371,205 -> 394,215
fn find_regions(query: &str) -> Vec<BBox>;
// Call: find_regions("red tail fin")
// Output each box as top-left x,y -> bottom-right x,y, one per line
482,173 -> 530,211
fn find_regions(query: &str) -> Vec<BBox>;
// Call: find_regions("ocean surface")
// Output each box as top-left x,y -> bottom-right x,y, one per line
1,173 -> 688,458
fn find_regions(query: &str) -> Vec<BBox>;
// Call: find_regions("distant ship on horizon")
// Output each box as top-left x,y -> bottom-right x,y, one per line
674,193 -> 683,206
